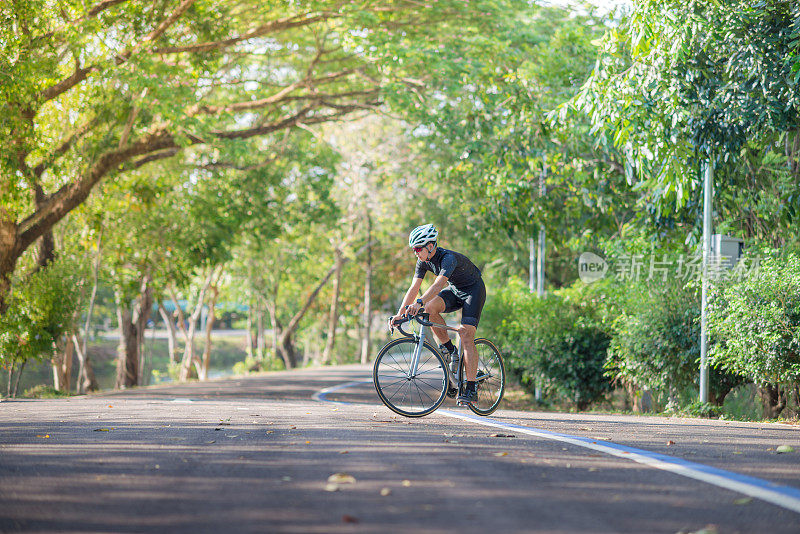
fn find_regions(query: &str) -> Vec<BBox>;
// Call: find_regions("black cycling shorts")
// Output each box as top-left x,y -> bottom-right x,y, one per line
438,279 -> 486,328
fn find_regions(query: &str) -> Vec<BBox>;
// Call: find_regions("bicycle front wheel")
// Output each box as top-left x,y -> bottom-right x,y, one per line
373,338 -> 448,417
468,338 -> 505,416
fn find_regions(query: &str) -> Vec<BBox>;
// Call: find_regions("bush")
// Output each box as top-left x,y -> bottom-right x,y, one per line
605,278 -> 742,406
707,252 -> 800,417
1,258 -> 85,396
483,279 -> 612,411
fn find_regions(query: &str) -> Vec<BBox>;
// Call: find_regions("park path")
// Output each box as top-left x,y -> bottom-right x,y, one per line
1,365 -> 799,533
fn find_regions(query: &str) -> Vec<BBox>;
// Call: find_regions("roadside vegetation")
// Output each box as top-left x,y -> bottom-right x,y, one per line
2,1 -> 798,422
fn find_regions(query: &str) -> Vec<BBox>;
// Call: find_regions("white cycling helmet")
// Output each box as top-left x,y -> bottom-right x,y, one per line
408,224 -> 438,248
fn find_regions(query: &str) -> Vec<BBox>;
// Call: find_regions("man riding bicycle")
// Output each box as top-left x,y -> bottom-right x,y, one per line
389,224 -> 487,406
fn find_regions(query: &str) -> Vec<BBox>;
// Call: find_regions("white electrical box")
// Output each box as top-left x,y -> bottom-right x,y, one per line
710,234 -> 744,270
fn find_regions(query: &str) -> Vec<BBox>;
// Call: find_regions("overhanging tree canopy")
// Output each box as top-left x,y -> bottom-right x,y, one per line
0,0 -> 512,308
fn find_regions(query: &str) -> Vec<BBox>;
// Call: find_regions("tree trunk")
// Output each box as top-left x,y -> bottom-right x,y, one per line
276,331 -> 298,369
246,304 -> 254,359
199,282 -> 220,380
115,303 -> 139,388
71,333 -> 99,393
75,229 -> 102,393
360,214 -> 373,364
322,248 -> 344,365
268,305 -> 280,365
0,211 -> 19,313
114,274 -> 153,389
51,336 -> 73,392
173,269 -> 215,381
268,260 -> 339,369
11,360 -> 26,398
257,307 -> 266,360
158,302 -> 179,363
758,384 -> 787,419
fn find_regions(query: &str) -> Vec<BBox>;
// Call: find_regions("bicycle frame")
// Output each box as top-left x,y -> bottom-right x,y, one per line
395,313 -> 460,386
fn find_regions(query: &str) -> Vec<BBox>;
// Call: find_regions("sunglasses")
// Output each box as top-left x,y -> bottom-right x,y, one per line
413,246 -> 426,253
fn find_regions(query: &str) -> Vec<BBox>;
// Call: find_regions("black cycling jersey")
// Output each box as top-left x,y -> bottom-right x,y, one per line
414,247 -> 482,290
414,247 -> 485,327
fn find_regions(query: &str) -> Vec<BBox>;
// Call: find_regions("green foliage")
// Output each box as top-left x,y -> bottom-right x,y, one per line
21,385 -> 72,399
605,277 -> 742,405
568,0 -> 800,216
484,279 -> 612,410
0,257 -> 85,367
708,252 -> 800,386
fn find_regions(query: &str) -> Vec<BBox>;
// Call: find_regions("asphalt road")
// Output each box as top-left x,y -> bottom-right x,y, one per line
1,365 -> 799,534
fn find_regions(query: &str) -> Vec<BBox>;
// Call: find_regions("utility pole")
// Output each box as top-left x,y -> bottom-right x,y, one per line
529,236 -> 536,293
699,159 -> 713,404
538,155 -> 546,297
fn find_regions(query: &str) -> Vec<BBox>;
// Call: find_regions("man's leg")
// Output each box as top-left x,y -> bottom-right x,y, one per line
458,324 -> 478,381
425,296 -> 450,346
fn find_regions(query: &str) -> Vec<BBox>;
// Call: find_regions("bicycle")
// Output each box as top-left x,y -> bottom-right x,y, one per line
372,311 -> 505,418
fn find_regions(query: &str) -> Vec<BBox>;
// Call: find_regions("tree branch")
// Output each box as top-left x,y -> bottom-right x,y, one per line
18,130 -> 176,251
151,12 -> 336,55
38,0 -> 194,104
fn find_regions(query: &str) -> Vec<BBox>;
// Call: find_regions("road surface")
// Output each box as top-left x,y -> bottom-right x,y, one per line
1,365 -> 799,533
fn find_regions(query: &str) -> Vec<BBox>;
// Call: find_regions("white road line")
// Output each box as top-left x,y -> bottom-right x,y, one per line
312,377 -> 800,515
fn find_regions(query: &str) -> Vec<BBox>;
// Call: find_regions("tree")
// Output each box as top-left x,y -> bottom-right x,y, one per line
0,256 -> 84,397
1,0 -> 510,310
708,253 -> 800,418
396,4 -> 634,286
567,0 -> 800,225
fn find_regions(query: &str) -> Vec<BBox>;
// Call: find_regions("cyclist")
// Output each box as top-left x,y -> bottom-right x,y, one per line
389,224 -> 486,406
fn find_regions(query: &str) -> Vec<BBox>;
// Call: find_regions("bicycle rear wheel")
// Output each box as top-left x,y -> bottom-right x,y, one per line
468,338 -> 505,416
373,338 -> 448,417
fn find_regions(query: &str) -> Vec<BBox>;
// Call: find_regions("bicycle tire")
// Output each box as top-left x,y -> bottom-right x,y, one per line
467,338 -> 505,416
373,338 -> 448,418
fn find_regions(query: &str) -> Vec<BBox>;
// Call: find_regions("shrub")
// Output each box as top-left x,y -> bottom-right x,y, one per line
605,278 -> 742,407
1,258 -> 85,396
707,252 -> 800,417
484,279 -> 612,410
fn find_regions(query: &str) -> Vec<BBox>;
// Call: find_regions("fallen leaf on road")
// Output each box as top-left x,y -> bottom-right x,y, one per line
93,428 -> 112,432
324,484 -> 339,492
36,435 -> 50,438
402,480 -> 411,487
342,515 -> 359,524
733,497 -> 753,505
339,450 -> 348,454
490,433 -> 516,438
305,441 -> 311,444
380,488 -> 392,496
266,431 -> 274,434
776,445 -> 795,453
281,476 -> 292,482
493,452 -> 508,457
666,440 -> 676,446
327,473 -> 356,485
205,440 -> 215,444
289,426 -> 297,429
